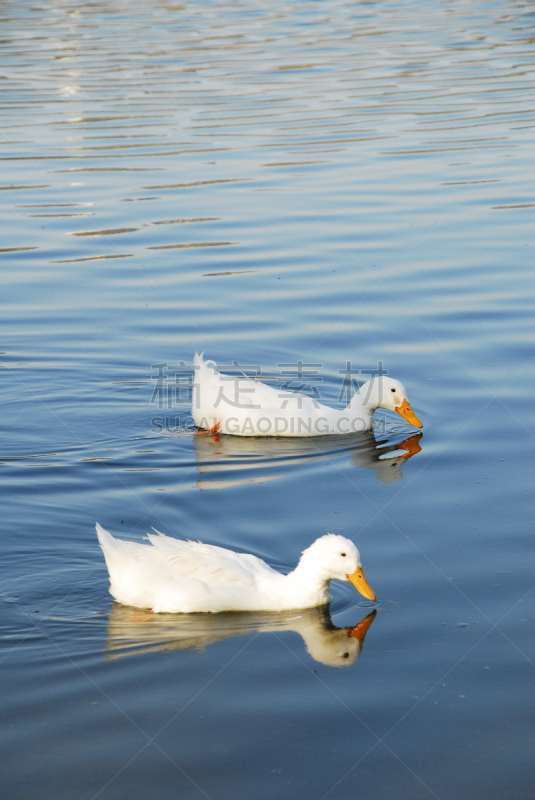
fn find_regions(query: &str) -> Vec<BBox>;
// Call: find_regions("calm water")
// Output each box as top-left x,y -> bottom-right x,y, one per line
1,0 -> 533,797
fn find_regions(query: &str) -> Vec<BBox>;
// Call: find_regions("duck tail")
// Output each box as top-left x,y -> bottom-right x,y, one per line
193,351 -> 205,370
193,351 -> 218,375
95,523 -> 126,569
96,522 -> 115,549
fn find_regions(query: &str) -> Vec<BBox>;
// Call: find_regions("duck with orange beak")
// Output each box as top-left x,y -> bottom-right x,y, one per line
193,353 -> 423,436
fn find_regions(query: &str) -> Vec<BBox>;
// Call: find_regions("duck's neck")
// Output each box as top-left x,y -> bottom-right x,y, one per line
285,560 -> 331,608
348,378 -> 381,412
337,379 -> 378,432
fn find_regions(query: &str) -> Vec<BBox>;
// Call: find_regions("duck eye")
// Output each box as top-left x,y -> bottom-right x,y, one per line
391,388 -> 396,393
343,652 -> 349,659
341,552 -> 346,557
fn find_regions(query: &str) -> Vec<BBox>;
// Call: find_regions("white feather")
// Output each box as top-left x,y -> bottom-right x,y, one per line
191,352 -> 422,437
96,524 -> 375,614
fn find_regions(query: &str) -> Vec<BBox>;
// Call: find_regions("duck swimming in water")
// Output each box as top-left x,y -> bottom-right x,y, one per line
192,352 -> 422,437
96,525 -> 376,614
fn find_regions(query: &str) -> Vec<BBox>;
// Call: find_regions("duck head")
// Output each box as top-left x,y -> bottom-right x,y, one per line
358,376 -> 423,428
300,534 -> 376,601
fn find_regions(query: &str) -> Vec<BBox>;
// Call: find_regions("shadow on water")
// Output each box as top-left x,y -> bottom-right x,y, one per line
192,429 -> 423,489
104,602 -> 377,669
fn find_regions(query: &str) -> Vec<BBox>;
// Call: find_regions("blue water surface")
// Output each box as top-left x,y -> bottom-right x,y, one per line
0,1 -> 533,798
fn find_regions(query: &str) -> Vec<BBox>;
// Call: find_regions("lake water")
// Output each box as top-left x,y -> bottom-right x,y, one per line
1,0 -> 533,797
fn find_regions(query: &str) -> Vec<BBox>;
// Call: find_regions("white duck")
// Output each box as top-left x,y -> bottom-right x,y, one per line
192,352 -> 422,436
96,524 -> 376,614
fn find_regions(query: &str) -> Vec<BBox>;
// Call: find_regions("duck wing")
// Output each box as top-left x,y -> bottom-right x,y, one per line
146,531 -> 279,590
194,352 -> 324,414
194,352 -> 275,409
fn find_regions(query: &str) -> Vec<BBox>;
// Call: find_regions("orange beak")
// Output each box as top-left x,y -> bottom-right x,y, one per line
347,566 -> 376,601
395,398 -> 423,428
348,609 -> 377,644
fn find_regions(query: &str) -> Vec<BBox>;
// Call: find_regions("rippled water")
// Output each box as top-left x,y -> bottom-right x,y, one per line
1,1 -> 533,798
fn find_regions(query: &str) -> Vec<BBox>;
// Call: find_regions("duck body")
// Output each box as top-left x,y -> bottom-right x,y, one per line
96,524 -> 376,614
191,352 -> 422,437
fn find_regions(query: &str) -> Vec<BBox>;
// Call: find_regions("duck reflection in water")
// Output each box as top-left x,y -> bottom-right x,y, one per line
104,603 -> 377,669
193,429 -> 422,490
